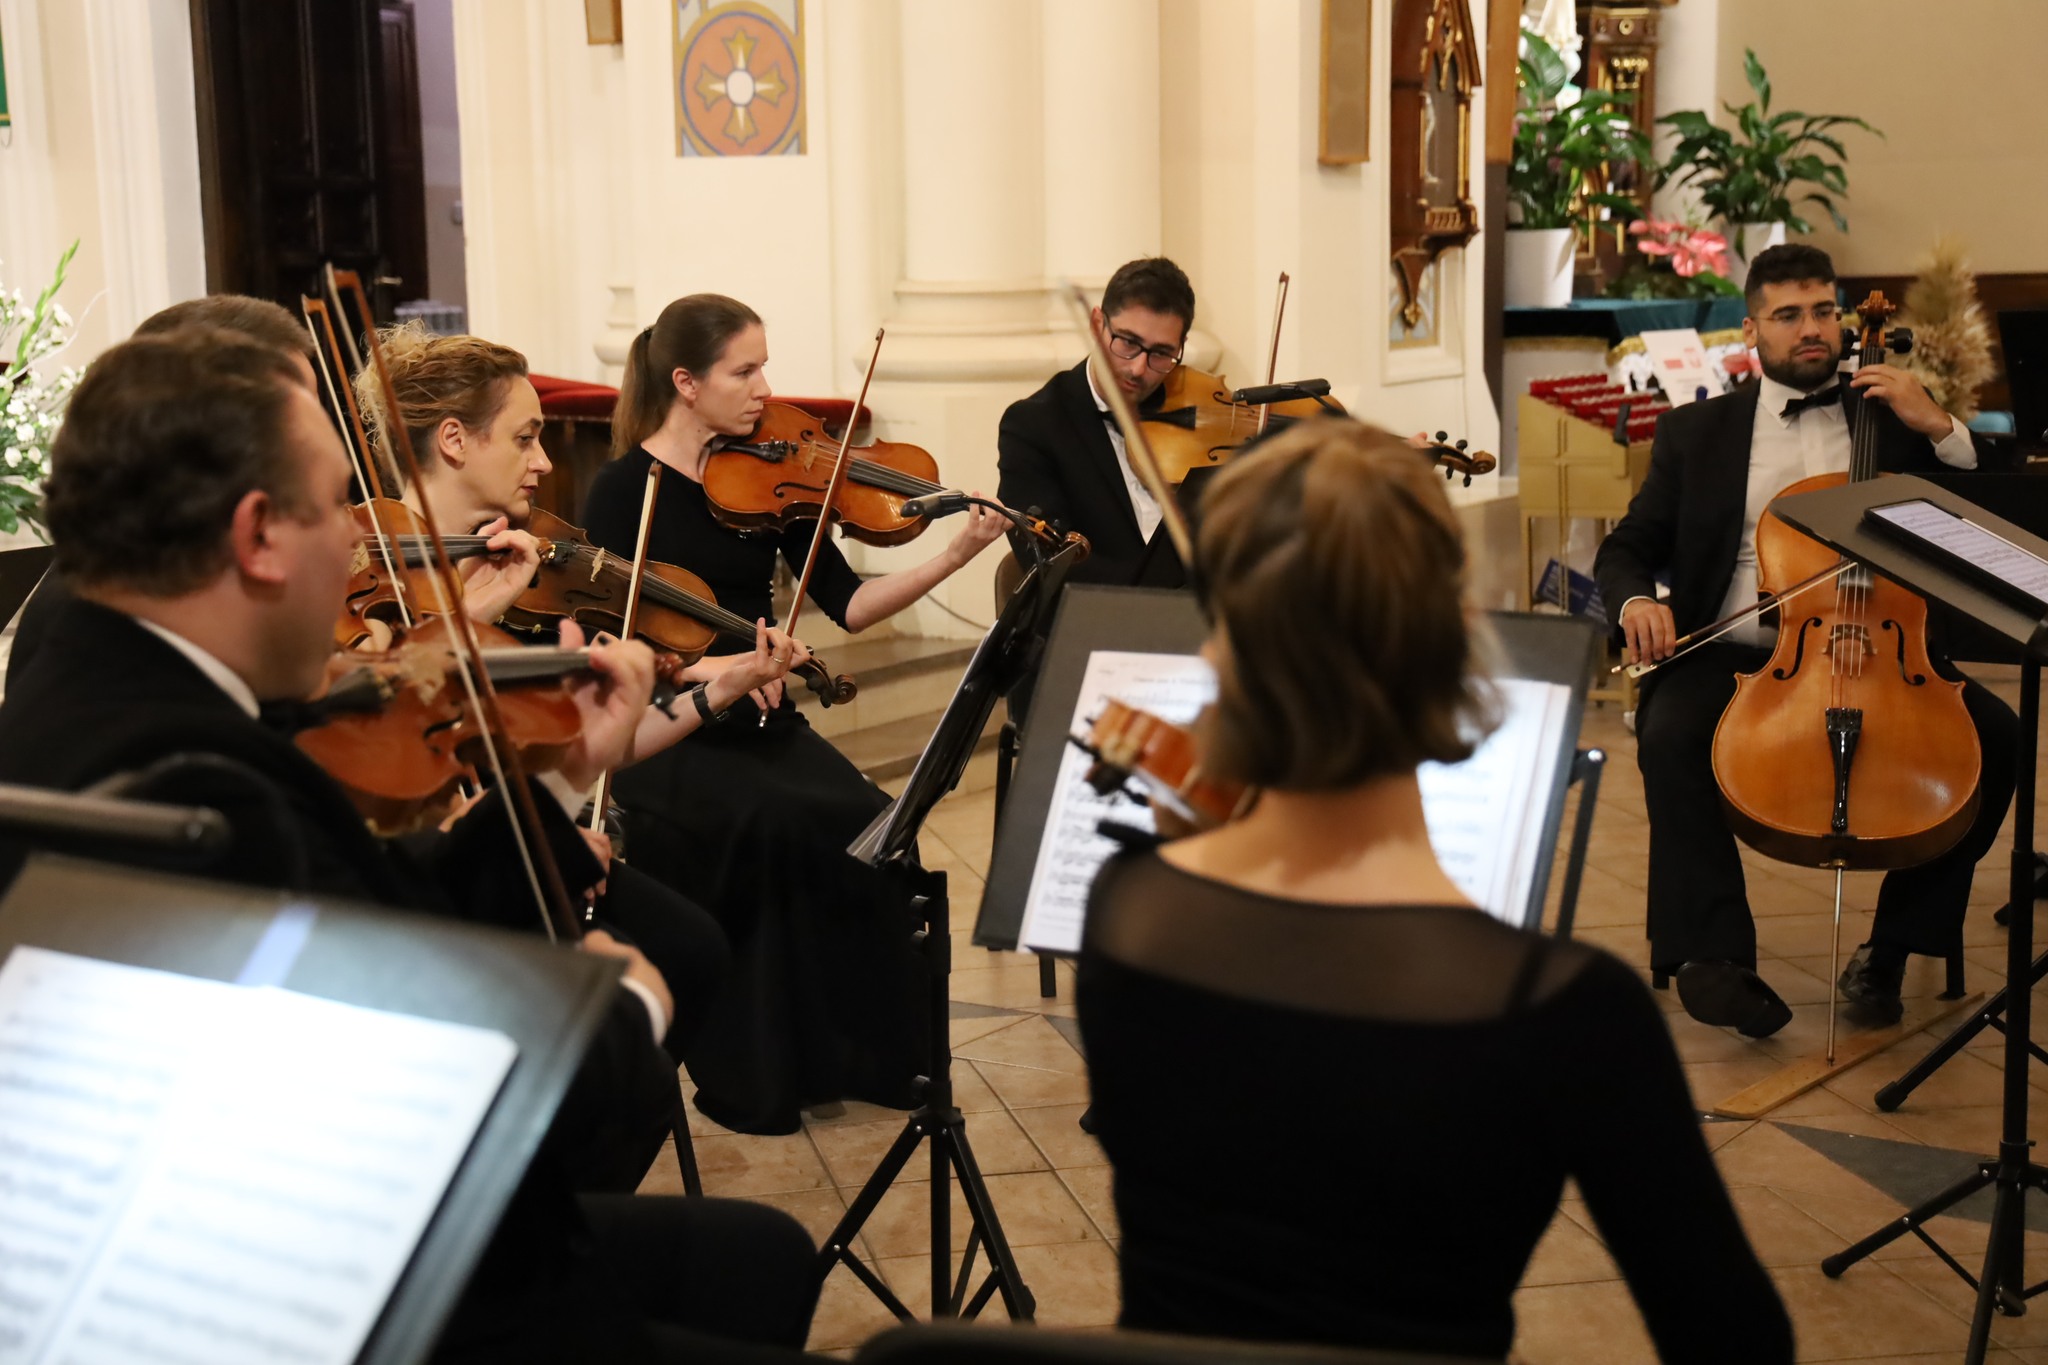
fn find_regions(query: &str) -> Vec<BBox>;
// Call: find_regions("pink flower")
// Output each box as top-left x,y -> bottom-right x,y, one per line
1628,218 -> 1729,279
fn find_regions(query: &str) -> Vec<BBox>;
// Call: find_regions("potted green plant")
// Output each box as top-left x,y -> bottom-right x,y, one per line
1506,31 -> 1650,307
1656,50 -> 1880,287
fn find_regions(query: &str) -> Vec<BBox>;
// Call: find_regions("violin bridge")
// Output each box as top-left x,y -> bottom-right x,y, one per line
589,548 -> 607,582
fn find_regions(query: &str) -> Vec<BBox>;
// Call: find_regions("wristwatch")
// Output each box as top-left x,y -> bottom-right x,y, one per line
690,683 -> 729,724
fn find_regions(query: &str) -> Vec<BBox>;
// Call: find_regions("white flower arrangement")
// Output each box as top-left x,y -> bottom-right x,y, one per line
0,241 -> 83,540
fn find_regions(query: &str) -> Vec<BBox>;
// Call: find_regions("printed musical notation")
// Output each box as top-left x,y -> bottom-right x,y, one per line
1420,676 -> 1573,924
1013,654 -> 1574,953
0,947 -> 515,1365
1017,651 -> 1218,955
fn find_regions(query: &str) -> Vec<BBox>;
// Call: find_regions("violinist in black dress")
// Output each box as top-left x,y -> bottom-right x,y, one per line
1077,419 -> 1791,1361
582,292 -> 1007,1135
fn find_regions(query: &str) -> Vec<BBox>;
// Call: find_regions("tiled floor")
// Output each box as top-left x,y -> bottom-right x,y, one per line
643,664 -> 2048,1362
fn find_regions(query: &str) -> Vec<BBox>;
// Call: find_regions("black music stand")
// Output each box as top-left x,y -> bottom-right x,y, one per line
1767,476 -> 2048,1361
977,591 -> 1606,950
0,854 -> 623,1365
823,535 -> 1090,1326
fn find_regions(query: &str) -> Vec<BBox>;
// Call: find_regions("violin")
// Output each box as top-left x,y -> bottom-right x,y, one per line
340,498 -> 858,705
1078,699 -> 1252,832
704,401 -> 948,548
1140,364 -> 1347,483
295,616 -> 687,835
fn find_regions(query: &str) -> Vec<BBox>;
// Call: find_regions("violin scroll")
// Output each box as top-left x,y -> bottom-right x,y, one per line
1423,431 -> 1497,487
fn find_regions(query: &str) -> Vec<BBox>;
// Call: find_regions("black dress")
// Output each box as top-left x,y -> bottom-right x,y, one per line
1076,848 -> 1793,1363
582,447 -> 926,1135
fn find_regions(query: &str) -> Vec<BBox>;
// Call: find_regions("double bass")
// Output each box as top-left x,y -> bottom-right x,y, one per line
1709,291 -> 1981,1059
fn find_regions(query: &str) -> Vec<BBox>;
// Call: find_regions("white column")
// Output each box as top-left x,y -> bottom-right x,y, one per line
1039,0 -> 1160,286
883,0 -> 1055,378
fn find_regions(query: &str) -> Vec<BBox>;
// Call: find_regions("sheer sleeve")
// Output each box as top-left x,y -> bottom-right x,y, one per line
777,523 -> 863,630
1542,955 -> 1793,1364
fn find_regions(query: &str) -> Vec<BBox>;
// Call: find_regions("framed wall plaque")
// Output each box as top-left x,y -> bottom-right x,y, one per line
1318,0 -> 1372,166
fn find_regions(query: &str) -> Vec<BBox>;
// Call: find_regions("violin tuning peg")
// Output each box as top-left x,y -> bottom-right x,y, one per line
1462,473 -> 1474,488
1455,439 -> 1468,451
1434,430 -> 1449,443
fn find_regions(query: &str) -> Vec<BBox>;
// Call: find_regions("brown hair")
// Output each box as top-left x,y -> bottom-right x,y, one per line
1194,418 -> 1493,791
611,293 -> 762,459
134,295 -> 315,366
47,328 -> 308,594
1102,257 -> 1196,334
352,321 -> 529,488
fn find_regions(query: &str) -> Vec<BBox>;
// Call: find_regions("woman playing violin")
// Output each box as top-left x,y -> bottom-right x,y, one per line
354,324 -> 809,1080
1075,419 -> 1790,1361
578,293 -> 1003,1135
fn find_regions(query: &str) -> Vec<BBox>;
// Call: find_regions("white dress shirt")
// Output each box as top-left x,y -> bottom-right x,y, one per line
1622,377 -> 1979,646
1085,362 -> 1164,544
1711,375 -> 1977,644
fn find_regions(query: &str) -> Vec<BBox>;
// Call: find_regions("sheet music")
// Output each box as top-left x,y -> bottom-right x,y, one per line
1420,678 -> 1575,924
1867,499 -> 2048,608
1017,651 -> 1217,954
1015,656 -> 1575,953
0,947 -> 516,1365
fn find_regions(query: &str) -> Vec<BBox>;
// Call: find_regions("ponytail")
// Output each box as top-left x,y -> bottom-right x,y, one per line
609,294 -> 763,460
610,326 -> 668,460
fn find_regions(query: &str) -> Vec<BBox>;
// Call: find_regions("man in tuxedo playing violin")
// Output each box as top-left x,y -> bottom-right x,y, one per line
998,256 -> 1197,590
0,328 -> 821,1360
1594,243 -> 2017,1039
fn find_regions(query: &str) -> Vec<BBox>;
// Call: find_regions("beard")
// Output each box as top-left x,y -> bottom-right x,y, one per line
1759,338 -> 1842,391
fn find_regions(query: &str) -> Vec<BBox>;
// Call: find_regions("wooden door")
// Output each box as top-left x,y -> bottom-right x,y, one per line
190,0 -> 425,322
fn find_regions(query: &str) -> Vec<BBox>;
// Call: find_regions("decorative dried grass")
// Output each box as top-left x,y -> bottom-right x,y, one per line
1898,235 -> 1995,420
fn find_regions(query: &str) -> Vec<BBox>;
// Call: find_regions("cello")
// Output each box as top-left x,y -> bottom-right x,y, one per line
1709,291 -> 1981,1060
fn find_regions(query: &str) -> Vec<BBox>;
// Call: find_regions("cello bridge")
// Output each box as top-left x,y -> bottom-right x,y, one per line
1824,624 -> 1874,659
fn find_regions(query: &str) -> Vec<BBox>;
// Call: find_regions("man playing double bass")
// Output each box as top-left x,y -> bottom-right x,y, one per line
1594,243 -> 2018,1039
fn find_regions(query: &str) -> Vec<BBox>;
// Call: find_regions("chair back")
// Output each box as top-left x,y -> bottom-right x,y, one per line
854,1323 -> 1495,1365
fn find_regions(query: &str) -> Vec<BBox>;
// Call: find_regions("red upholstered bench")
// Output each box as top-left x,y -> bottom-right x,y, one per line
528,374 -> 871,436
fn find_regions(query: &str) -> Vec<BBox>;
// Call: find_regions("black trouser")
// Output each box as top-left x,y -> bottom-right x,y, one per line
437,1193 -> 818,1363
1636,642 -> 2019,968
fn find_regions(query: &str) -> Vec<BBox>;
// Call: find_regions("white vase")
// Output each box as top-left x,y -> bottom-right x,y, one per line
1504,227 -> 1577,308
1724,222 -> 1788,291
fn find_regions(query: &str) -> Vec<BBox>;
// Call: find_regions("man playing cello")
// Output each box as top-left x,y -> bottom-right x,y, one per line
1594,244 -> 2017,1038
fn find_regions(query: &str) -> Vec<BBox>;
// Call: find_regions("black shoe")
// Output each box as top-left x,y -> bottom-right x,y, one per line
1837,943 -> 1906,1026
1676,960 -> 1793,1039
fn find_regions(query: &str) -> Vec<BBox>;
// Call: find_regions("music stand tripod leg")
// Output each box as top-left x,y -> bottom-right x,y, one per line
1822,655 -> 2048,1359
812,868 -> 1037,1323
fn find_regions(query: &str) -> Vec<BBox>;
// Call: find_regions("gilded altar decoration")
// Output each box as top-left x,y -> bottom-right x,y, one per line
1388,0 -> 1480,342
674,0 -> 806,158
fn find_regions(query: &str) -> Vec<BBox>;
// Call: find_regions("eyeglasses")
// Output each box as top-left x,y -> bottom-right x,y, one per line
1106,328 -> 1183,374
1757,303 -> 1843,328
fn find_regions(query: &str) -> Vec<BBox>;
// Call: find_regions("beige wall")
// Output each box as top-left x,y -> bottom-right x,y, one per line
1711,0 -> 2048,275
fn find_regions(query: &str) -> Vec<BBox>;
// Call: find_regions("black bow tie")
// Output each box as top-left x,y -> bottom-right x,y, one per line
1780,384 -> 1843,419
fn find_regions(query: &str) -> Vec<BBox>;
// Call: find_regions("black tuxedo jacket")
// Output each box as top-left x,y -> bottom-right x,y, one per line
998,360 -> 1154,586
0,598 -> 678,1347
1593,383 -> 1951,640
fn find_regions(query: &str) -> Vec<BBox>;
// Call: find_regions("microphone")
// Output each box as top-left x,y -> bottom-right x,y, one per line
1231,378 -> 1332,406
899,489 -> 972,519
